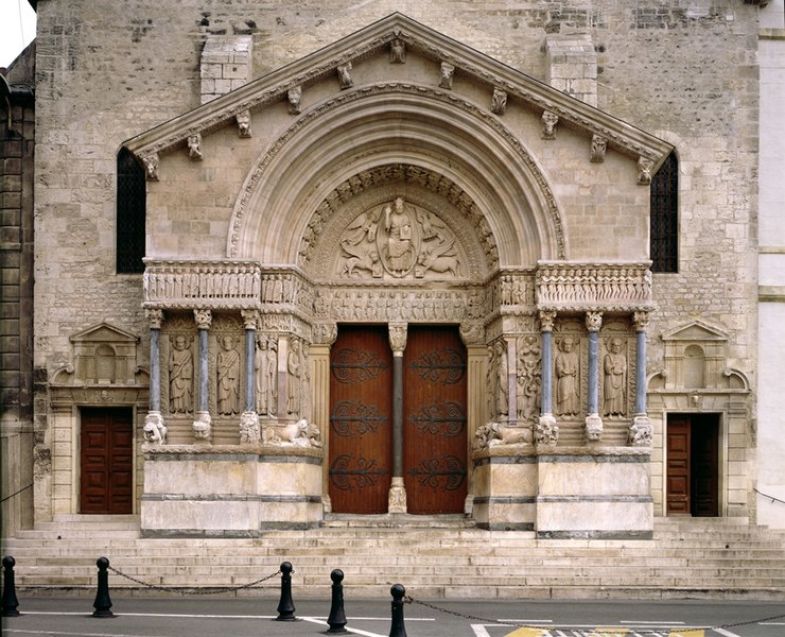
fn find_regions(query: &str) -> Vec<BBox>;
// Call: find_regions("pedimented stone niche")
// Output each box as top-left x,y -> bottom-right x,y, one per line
301,165 -> 497,281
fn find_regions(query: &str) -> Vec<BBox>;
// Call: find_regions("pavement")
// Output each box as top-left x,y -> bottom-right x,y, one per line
2,596 -> 785,637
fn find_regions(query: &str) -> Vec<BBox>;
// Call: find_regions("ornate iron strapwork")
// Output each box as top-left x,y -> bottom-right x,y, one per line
409,348 -> 465,384
407,455 -> 466,491
116,148 -> 146,274
409,401 -> 466,436
329,454 -> 388,491
650,151 -> 679,273
331,348 -> 389,383
330,400 -> 388,436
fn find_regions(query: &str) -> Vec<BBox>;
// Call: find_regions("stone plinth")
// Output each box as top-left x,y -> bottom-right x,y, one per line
140,445 -> 323,537
535,447 -> 652,539
472,448 -> 537,531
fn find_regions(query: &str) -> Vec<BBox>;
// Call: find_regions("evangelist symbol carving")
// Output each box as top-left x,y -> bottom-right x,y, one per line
338,197 -> 461,279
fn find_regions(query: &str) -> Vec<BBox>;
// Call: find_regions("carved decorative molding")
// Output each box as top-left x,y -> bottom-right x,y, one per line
490,88 -> 507,115
633,311 -> 650,332
585,311 -> 603,333
388,323 -> 408,353
141,153 -> 159,181
187,133 -> 203,160
224,82 -> 570,259
638,156 -> 654,185
536,262 -> 654,312
337,63 -> 353,89
539,310 -> 556,333
287,86 -> 302,114
241,309 -> 260,330
236,110 -> 252,137
590,134 -> 607,163
193,309 -> 212,330
145,308 -> 164,329
541,111 -> 559,140
390,38 -> 406,63
143,260 -> 263,310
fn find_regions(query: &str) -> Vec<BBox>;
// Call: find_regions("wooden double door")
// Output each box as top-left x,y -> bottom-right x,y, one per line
328,325 -> 468,514
80,407 -> 134,514
666,414 -> 720,516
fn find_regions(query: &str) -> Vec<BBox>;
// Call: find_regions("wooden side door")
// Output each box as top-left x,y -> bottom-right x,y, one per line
692,415 -> 719,517
403,326 -> 467,514
80,407 -> 133,514
666,417 -> 691,515
328,326 -> 393,513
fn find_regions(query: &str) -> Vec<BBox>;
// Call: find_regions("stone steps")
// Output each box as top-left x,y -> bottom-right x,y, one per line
5,518 -> 785,600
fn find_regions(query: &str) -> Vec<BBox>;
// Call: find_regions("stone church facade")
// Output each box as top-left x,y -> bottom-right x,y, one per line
2,0 -> 783,540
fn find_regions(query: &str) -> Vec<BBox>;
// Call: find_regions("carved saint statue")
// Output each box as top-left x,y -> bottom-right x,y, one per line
487,340 -> 508,420
603,337 -> 627,416
217,335 -> 241,415
255,336 -> 277,416
555,336 -> 579,416
169,335 -> 193,414
382,197 -> 417,277
287,338 -> 302,416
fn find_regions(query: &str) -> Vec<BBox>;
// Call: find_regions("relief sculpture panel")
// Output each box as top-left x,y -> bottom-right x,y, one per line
337,197 -> 462,280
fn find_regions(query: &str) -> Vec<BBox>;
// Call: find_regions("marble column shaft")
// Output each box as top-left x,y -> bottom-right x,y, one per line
392,354 -> 403,478
149,328 -> 161,412
197,328 -> 209,412
635,328 -> 647,415
540,330 -> 553,415
587,330 -> 600,415
244,326 -> 256,413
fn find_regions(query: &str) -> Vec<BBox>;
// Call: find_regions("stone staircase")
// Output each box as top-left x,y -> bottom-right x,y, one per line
3,515 -> 785,600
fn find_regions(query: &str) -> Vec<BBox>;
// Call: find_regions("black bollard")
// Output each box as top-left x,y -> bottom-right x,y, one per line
92,557 -> 114,618
1,556 -> 20,617
388,583 -> 407,637
275,561 -> 296,621
326,569 -> 347,634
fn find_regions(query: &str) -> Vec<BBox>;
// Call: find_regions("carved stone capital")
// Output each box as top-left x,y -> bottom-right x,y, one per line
141,153 -> 159,181
388,323 -> 408,354
241,309 -> 260,330
193,411 -> 212,443
143,411 -> 167,444
312,322 -> 338,346
337,63 -> 353,89
628,414 -> 652,447
590,134 -> 607,163
585,413 -> 603,441
541,110 -> 559,140
287,86 -> 302,115
193,309 -> 213,330
459,322 -> 484,346
633,311 -> 650,332
539,310 -> 557,332
388,476 -> 407,514
490,87 -> 507,115
585,311 -> 603,332
390,38 -> 405,63
638,156 -> 654,185
187,133 -> 203,160
236,110 -> 252,137
439,61 -> 455,89
145,308 -> 164,330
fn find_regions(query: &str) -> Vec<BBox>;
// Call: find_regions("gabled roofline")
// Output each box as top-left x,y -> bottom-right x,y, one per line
123,13 -> 673,169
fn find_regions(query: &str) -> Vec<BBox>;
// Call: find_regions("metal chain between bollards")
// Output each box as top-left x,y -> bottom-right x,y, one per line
107,564 -> 282,595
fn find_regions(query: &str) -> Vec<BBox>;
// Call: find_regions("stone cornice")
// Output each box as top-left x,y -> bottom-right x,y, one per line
122,13 -> 673,168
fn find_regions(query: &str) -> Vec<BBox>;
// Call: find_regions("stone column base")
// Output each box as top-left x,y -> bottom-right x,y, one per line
628,414 -> 652,446
143,411 -> 167,444
388,477 -> 407,513
322,494 -> 332,514
535,413 -> 559,448
585,413 -> 603,441
239,411 -> 260,444
193,411 -> 212,443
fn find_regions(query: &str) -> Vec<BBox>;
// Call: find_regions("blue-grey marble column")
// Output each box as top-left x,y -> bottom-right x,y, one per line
143,309 -> 167,444
388,324 -> 408,513
536,311 -> 558,447
633,312 -> 649,415
585,311 -> 603,441
239,310 -> 261,444
193,309 -> 212,442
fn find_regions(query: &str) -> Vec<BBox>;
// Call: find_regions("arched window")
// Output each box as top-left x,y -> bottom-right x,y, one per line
650,151 -> 678,273
116,148 -> 146,273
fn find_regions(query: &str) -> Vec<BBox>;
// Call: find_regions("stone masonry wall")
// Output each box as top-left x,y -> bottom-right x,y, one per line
32,1 -> 761,517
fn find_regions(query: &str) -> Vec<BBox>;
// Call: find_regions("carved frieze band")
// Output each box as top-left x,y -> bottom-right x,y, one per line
536,262 -> 654,312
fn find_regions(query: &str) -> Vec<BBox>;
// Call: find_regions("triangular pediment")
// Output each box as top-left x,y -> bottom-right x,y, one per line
70,322 -> 140,344
123,12 -> 672,170
661,320 -> 729,342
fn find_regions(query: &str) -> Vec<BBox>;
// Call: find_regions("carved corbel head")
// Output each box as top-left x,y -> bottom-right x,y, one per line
187,133 -> 203,160
141,153 -> 159,181
337,63 -> 353,90
490,88 -> 507,115
439,62 -> 455,89
638,156 -> 655,185
541,111 -> 559,140
287,86 -> 302,115
390,38 -> 405,64
590,134 -> 607,163
236,110 -> 252,137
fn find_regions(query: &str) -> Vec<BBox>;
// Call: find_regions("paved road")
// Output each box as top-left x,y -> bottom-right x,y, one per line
2,597 -> 784,637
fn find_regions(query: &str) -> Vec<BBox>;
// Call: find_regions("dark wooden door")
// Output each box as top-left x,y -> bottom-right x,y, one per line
329,326 -> 393,513
80,407 -> 133,514
666,418 -> 691,515
692,415 -> 719,517
403,326 -> 467,514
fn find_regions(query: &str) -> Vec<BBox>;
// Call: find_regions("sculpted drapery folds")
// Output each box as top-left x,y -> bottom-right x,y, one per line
169,335 -> 193,414
555,336 -> 579,416
255,336 -> 277,415
487,340 -> 508,420
217,335 -> 241,415
603,337 -> 627,416
287,337 -> 302,416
